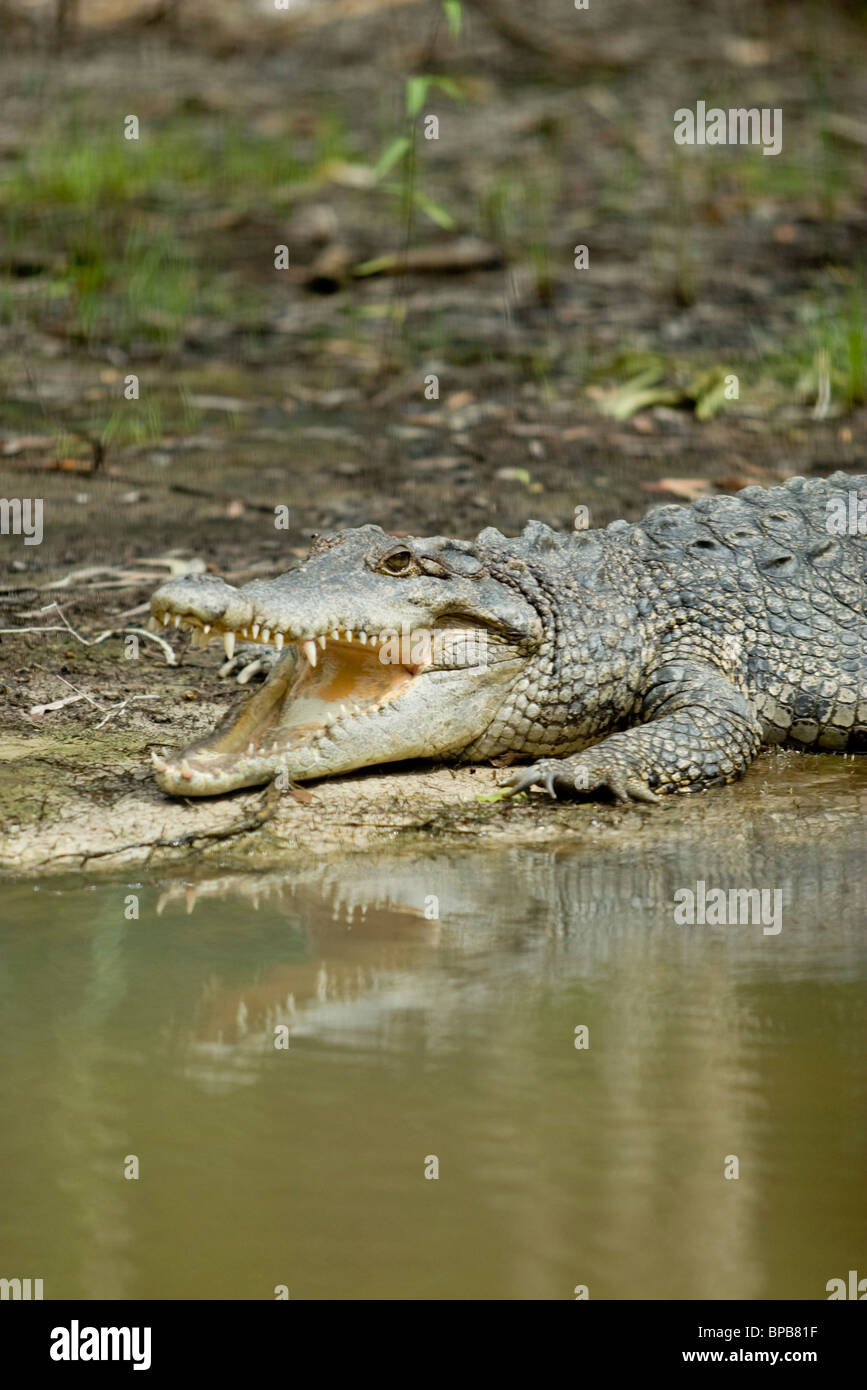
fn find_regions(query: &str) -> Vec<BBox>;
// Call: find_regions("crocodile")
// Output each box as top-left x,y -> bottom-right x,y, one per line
148,471 -> 867,802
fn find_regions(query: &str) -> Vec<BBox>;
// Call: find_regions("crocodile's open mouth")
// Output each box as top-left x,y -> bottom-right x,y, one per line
145,524 -> 538,797
146,600 -> 492,795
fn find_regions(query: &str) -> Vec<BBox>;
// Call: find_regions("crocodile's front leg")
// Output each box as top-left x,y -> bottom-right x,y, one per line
504,660 -> 763,803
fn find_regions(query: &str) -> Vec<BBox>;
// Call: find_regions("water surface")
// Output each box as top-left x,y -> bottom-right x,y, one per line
1,827 -> 865,1299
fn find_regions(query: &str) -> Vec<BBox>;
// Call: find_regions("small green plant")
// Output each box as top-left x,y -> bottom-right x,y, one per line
370,72 -> 463,237
120,224 -> 196,345
845,277 -> 866,407
100,398 -> 164,451
749,275 -> 867,415
366,2 -> 465,235
442,0 -> 462,40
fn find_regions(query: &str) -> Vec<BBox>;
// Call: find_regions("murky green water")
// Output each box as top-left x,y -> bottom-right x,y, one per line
1,827 -> 865,1300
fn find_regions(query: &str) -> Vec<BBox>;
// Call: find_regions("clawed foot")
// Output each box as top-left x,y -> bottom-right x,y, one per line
504,756 -> 660,805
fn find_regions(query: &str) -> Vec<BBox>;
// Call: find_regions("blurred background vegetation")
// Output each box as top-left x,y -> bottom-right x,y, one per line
0,0 -> 865,568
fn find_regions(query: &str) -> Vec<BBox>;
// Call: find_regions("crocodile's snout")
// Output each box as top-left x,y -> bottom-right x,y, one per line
150,575 -> 255,659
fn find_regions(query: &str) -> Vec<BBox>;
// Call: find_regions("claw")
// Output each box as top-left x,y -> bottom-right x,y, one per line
236,657 -> 266,685
504,759 -> 660,806
623,778 -> 660,805
503,769 -> 535,796
503,762 -> 564,797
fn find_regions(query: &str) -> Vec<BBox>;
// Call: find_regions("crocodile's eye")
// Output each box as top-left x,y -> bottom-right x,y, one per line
379,547 -> 416,576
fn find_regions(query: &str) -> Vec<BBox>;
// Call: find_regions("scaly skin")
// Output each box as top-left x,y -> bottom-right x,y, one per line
148,472 -> 867,801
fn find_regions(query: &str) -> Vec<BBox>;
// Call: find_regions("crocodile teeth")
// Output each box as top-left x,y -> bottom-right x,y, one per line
203,624 -> 211,635
302,640 -> 318,668
318,634 -> 327,650
261,628 -> 271,644
223,631 -> 236,659
173,614 -> 182,628
251,623 -> 260,639
190,628 -> 209,649
331,630 -> 339,641
275,632 -> 284,651
147,616 -> 160,632
358,631 -> 367,644
162,613 -> 170,626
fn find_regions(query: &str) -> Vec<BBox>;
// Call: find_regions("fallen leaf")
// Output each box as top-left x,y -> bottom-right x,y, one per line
189,394 -> 257,413
721,37 -> 772,66
641,478 -> 712,501
288,784 -> 317,805
598,369 -> 686,421
823,114 -> 867,149
495,466 -> 534,485
2,434 -> 57,454
55,458 -> 94,473
413,456 -> 464,470
353,237 -> 502,278
714,472 -> 774,492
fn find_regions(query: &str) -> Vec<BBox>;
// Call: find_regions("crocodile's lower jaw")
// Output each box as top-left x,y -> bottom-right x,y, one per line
151,634 -> 435,796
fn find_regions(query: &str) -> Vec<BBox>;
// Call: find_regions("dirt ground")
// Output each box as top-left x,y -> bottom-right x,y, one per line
1,0 -> 866,874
